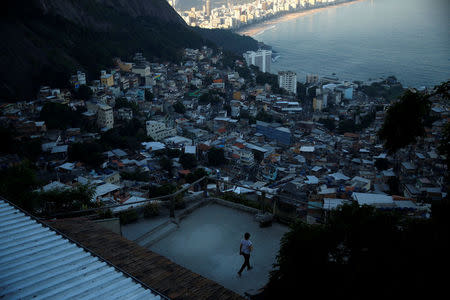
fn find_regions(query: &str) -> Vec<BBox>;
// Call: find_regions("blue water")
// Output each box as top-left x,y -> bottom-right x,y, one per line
253,0 -> 450,88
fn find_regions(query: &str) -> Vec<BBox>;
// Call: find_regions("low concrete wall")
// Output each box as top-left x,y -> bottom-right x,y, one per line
209,198 -> 261,214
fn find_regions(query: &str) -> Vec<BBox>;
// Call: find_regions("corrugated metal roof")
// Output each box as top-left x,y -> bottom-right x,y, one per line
0,199 -> 161,300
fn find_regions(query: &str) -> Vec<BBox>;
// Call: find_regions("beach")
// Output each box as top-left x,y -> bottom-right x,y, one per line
236,0 -> 367,37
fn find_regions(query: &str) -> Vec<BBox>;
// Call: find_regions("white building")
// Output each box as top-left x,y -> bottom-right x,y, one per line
243,49 -> 272,73
97,104 -> 114,130
76,71 -> 86,85
146,120 -> 176,141
278,71 -> 297,94
132,65 -> 151,78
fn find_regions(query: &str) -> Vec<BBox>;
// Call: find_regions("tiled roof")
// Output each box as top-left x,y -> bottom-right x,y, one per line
0,199 -> 159,300
46,219 -> 245,300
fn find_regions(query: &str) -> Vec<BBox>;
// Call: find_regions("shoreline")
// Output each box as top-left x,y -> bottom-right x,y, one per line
236,0 -> 367,37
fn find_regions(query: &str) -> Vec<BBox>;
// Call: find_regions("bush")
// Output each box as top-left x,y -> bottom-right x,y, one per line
97,209 -> 113,219
174,195 -> 186,210
143,202 -> 160,218
119,208 -> 139,224
221,192 -> 260,209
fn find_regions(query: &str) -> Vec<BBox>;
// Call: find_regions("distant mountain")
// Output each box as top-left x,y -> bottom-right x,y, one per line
1,0 -> 258,100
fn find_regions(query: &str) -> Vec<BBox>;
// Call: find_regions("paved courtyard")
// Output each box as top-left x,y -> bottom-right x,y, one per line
149,203 -> 289,296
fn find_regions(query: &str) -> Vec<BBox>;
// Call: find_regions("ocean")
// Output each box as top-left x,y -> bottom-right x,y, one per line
251,0 -> 450,88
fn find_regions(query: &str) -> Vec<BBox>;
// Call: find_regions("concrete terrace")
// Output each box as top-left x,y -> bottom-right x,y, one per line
47,218 -> 244,300
139,203 -> 289,296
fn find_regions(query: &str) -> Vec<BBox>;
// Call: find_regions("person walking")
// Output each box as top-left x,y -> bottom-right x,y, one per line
238,232 -> 253,277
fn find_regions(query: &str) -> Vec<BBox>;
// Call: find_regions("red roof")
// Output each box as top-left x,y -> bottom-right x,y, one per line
218,127 -> 227,134
213,79 -> 223,83
179,169 -> 191,175
233,143 -> 245,149
232,153 -> 240,159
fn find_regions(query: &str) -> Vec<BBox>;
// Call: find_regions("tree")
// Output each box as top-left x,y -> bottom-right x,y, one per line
39,102 -> 82,129
115,97 -> 139,114
179,153 -> 197,170
74,84 -> 93,100
68,142 -> 104,168
173,101 -> 186,114
0,162 -> 39,212
337,119 -> 357,134
261,203 -> 447,299
256,110 -> 274,123
145,89 -> 154,102
387,176 -> 400,195
375,158 -> 390,171
199,91 -> 220,105
186,168 -> 208,184
33,184 -> 95,216
208,147 -> 226,166
318,118 -> 336,131
100,118 -> 146,151
0,127 -> 42,161
159,156 -> 174,177
378,90 -> 430,154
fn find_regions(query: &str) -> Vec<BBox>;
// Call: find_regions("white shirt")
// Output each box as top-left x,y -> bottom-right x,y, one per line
241,239 -> 252,254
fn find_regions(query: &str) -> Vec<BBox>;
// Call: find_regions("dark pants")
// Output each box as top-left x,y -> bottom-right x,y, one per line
238,253 -> 251,274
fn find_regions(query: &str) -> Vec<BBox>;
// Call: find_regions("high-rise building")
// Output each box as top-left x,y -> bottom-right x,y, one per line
243,50 -> 272,73
306,74 -> 319,84
206,0 -> 211,16
97,104 -> 114,130
278,71 -> 297,94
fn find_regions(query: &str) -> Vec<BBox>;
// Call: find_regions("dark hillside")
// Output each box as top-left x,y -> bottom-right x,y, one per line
1,0 -> 258,100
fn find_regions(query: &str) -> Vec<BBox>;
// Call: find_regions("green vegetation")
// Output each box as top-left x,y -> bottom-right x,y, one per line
120,170 -> 150,182
159,156 -> 174,178
173,101 -> 186,114
174,197 -> 186,209
0,126 -> 42,161
199,91 -> 221,105
119,208 -> 139,225
0,162 -> 40,213
73,85 -> 93,100
115,97 -> 139,114
318,118 -> 336,131
39,102 -> 83,130
262,202 -> 448,299
179,153 -> 197,170
0,161 -> 96,216
144,89 -> 154,102
255,71 -> 287,95
185,168 -> 208,184
378,90 -> 430,153
256,110 -> 274,123
2,0 -> 258,100
221,192 -> 260,210
68,142 -> 104,168
207,147 -> 227,166
143,202 -> 160,218
194,28 -> 258,54
374,158 -> 390,171
100,118 -> 147,151
149,184 -> 177,198
361,78 -> 404,101
32,184 -> 95,216
337,111 -> 376,134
